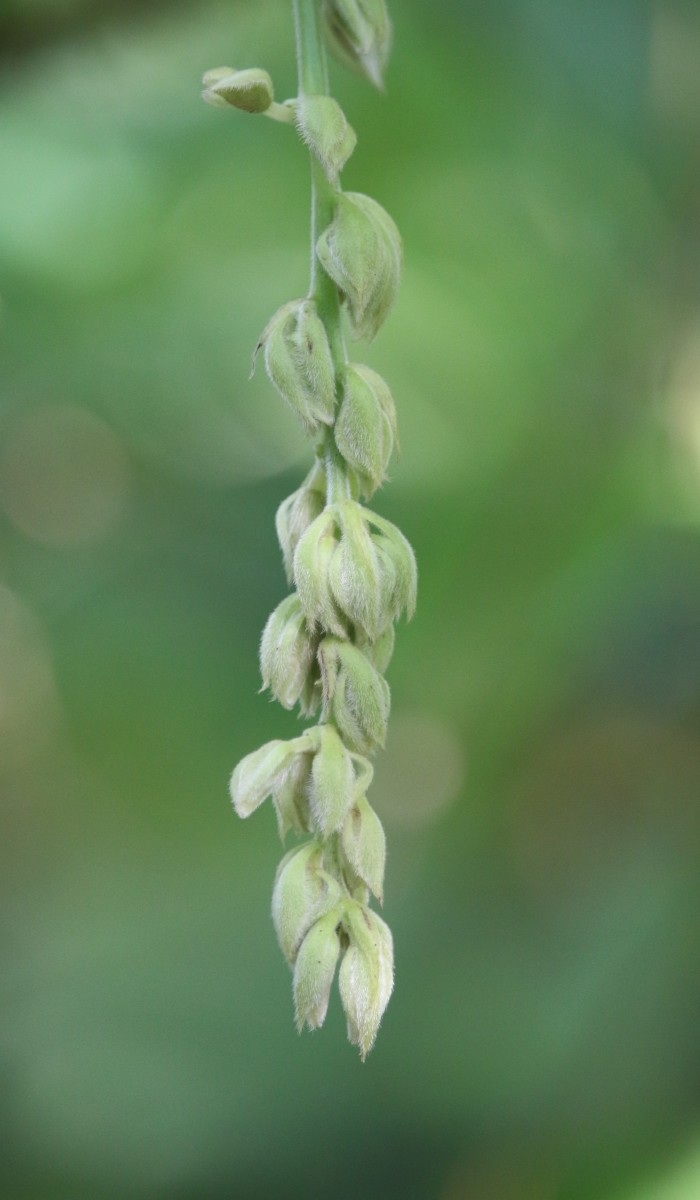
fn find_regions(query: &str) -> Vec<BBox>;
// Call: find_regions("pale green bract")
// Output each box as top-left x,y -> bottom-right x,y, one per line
204,0 -> 414,1058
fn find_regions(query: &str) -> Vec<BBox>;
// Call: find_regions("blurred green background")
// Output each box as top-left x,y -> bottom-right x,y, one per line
2,1 -> 700,1197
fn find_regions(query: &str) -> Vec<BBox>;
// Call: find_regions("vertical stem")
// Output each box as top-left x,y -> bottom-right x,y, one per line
293,0 -> 350,504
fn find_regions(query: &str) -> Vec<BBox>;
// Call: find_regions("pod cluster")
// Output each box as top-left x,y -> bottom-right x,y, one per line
205,0 -> 414,1059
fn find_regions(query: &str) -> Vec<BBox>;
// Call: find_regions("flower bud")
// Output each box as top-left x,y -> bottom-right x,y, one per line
260,593 -> 319,710
319,638 -> 390,754
293,907 -> 343,1032
230,738 -> 297,818
329,500 -> 382,639
293,511 -> 348,638
272,749 -> 313,840
321,0 -> 392,90
256,299 -> 337,435
366,622 -> 394,674
365,509 -> 417,622
295,94 -> 357,180
341,794 -> 386,902
275,465 -> 326,583
316,192 -> 402,342
334,365 -> 396,495
272,840 -> 339,965
202,67 -> 275,113
339,901 -> 394,1059
309,722 -> 356,836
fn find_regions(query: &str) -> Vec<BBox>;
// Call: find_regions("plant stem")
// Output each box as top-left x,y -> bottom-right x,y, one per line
293,0 -> 350,504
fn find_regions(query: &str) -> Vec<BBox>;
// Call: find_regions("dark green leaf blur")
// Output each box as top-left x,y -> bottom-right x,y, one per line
2,1 -> 700,1197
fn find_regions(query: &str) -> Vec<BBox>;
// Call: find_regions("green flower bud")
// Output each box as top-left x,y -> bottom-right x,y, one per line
230,739 -> 295,818
365,621 -> 395,674
295,94 -> 357,180
321,0 -> 392,89
275,465 -> 326,583
230,729 -> 317,818
334,365 -> 396,496
341,794 -> 386,903
272,749 -> 313,840
260,593 -> 319,710
272,840 -> 340,965
202,67 -> 275,113
309,723 -> 356,836
365,508 -> 417,622
316,192 -> 402,342
255,299 -> 337,435
339,901 -> 394,1059
293,511 -> 348,638
329,500 -> 382,639
294,907 -> 343,1032
319,638 -> 390,754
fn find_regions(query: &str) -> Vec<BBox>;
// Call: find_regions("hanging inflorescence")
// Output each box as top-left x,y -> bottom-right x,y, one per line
203,0 -> 415,1059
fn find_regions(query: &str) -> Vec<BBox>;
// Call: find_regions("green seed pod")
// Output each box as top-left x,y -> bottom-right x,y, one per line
341,794 -> 386,903
339,901 -> 394,1059
320,638 -> 390,754
295,94 -> 357,180
316,192 -> 402,342
275,465 -> 326,583
272,749 -> 313,840
202,67 -> 275,113
293,511 -> 348,638
260,593 -> 319,710
256,299 -> 337,435
335,364 -> 395,496
272,840 -> 339,964
329,500 -> 383,639
309,722 -> 356,836
294,907 -> 343,1032
321,0 -> 392,89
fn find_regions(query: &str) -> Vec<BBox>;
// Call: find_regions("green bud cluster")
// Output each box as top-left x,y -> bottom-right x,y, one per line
205,0 -> 413,1059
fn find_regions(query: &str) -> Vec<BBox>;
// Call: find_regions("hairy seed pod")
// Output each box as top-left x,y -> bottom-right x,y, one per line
272,840 -> 339,964
319,638 -> 390,754
309,722 -> 356,836
275,465 -> 326,583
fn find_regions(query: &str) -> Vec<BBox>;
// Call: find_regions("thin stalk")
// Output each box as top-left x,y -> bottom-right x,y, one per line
293,0 -> 350,504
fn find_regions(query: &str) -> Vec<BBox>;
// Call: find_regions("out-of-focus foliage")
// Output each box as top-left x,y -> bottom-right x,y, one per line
2,1 -> 700,1198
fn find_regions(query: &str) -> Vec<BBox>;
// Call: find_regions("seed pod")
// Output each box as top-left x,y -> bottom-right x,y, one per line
309,722 -> 356,836
202,67 -> 275,113
366,621 -> 395,674
294,907 -> 343,1032
256,299 -> 337,435
321,0 -> 392,89
272,840 -> 339,964
341,794 -> 386,902
339,901 -> 394,1059
275,465 -> 326,583
295,94 -> 357,179
316,192 -> 402,342
334,365 -> 395,495
260,593 -> 319,710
